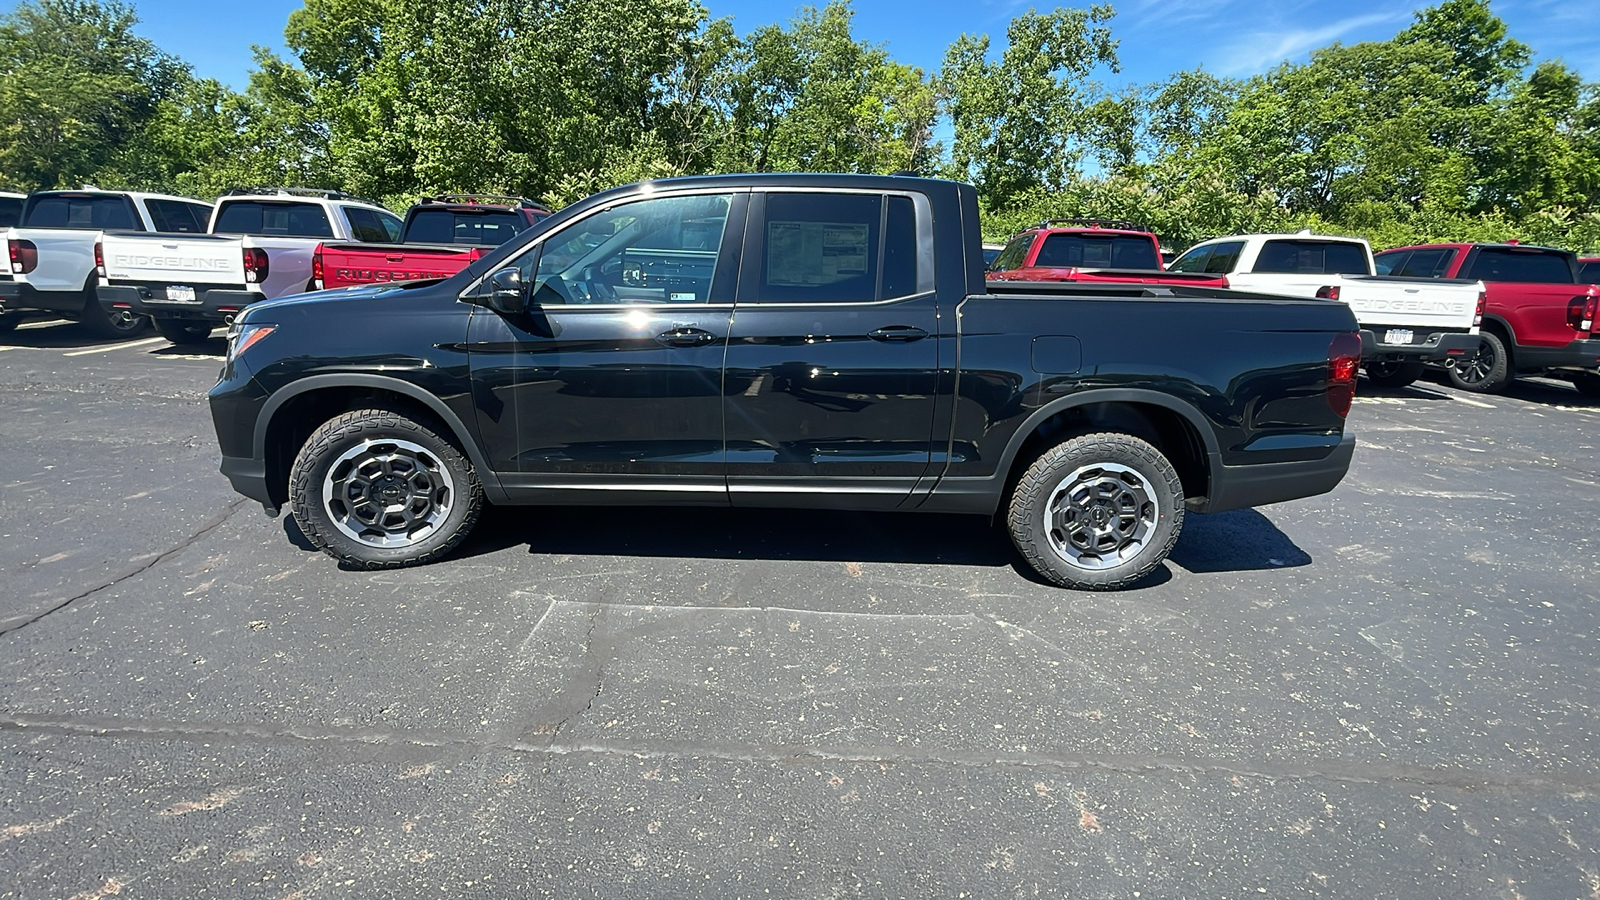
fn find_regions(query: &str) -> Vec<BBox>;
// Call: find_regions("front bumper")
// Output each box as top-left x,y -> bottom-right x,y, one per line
1512,338 -> 1600,374
1359,328 -> 1480,363
0,280 -> 90,315
1199,433 -> 1356,514
99,284 -> 264,323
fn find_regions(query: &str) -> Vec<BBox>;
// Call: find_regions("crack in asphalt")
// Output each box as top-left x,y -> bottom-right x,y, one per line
1,711 -> 1595,795
0,499 -> 247,638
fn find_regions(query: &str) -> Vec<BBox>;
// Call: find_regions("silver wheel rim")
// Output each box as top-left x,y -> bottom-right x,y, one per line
321,438 -> 455,548
1044,461 -> 1158,571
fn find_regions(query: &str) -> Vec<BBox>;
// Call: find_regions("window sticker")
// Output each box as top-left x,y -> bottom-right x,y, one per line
767,221 -> 870,286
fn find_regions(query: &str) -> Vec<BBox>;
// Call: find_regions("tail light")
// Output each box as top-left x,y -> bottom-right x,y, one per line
1473,290 -> 1486,327
94,241 -> 105,278
242,247 -> 270,284
1328,332 -> 1362,418
311,246 -> 324,290
1567,292 -> 1598,333
8,238 -> 37,275
1315,285 -> 1341,301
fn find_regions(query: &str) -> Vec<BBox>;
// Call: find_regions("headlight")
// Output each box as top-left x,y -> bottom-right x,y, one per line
226,322 -> 276,363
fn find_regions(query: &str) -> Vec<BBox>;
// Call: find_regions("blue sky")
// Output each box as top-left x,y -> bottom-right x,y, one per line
31,0 -> 1600,92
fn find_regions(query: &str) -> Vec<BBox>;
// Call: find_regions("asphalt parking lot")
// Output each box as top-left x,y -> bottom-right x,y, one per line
2,319 -> 1598,899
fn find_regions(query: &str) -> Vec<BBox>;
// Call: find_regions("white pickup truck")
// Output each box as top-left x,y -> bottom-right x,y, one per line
1168,232 -> 1485,387
96,188 -> 402,344
0,189 -> 215,338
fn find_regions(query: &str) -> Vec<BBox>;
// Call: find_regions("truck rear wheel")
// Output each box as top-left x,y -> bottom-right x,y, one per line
1007,432 -> 1184,590
1447,330 -> 1511,393
289,408 -> 484,569
79,287 -> 149,340
154,319 -> 216,345
1572,372 -> 1600,399
1364,360 -> 1424,388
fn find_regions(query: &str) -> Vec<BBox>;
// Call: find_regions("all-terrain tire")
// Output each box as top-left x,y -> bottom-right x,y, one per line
1007,432 -> 1184,590
154,318 -> 215,345
1447,330 -> 1512,393
1364,360 -> 1424,388
289,408 -> 484,569
78,286 -> 150,339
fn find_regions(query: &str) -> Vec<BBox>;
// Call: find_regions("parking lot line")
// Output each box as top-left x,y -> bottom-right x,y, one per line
16,319 -> 70,330
62,337 -> 166,357
1451,395 -> 1496,409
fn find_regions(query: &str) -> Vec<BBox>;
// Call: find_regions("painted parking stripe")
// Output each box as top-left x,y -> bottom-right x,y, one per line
62,337 -> 166,356
1450,395 -> 1496,409
16,319 -> 70,330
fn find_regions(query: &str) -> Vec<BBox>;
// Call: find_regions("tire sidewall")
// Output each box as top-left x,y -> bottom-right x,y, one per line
1449,331 -> 1510,393
1009,433 -> 1183,590
290,411 -> 481,568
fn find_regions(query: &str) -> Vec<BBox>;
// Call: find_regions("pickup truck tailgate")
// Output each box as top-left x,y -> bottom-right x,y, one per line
317,242 -> 482,289
1338,275 -> 1480,331
101,232 -> 246,285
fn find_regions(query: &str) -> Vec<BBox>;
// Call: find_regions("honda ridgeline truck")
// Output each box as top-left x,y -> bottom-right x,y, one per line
1374,243 -> 1600,395
1,189 -> 214,338
96,188 -> 402,344
209,174 -> 1361,591
986,220 -> 1229,288
1171,233 -> 1485,388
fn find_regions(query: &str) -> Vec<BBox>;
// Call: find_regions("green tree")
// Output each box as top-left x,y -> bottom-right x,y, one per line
0,0 -> 186,189
941,5 -> 1118,208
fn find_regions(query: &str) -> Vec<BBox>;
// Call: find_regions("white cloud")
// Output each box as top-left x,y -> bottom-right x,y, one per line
1211,10 -> 1408,75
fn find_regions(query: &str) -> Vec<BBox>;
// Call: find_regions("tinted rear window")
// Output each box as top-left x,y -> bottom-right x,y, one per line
144,199 -> 210,233
1034,233 -> 1159,270
23,194 -> 139,230
405,209 -> 527,246
213,200 -> 334,238
0,196 -> 22,228
1252,240 -> 1369,275
1464,248 -> 1574,284
1578,261 -> 1600,284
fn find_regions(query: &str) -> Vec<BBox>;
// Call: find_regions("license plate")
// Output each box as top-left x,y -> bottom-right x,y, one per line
1383,329 -> 1413,345
164,285 -> 197,303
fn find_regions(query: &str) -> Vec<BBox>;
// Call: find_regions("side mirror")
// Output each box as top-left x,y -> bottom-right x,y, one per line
486,267 -> 527,315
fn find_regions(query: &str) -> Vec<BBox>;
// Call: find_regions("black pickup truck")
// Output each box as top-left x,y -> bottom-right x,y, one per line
209,174 -> 1359,590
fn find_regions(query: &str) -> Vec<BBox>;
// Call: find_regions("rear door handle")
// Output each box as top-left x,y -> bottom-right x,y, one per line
656,327 -> 717,347
868,325 -> 928,342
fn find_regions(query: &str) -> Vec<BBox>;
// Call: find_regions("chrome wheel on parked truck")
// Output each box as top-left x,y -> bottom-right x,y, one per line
1008,432 -> 1184,590
289,408 -> 484,568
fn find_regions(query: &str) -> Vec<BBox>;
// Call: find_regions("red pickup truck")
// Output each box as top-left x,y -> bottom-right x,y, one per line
1375,243 -> 1600,395
986,220 -> 1229,287
313,195 -> 551,290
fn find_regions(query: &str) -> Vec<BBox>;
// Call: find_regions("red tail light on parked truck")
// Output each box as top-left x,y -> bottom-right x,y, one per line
1328,332 -> 1362,417
8,238 -> 37,275
242,247 -> 270,284
311,246 -> 324,291
1566,292 -> 1598,333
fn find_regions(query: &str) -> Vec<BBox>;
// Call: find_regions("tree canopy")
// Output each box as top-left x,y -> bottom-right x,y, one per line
0,0 -> 1595,252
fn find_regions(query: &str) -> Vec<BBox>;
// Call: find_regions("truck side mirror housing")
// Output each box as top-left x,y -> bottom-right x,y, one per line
486,267 -> 527,315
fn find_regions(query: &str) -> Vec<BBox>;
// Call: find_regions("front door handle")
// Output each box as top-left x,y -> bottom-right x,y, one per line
868,325 -> 928,342
656,327 -> 717,348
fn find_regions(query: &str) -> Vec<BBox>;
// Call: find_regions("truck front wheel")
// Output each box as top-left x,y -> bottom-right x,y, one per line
1007,432 -> 1184,590
289,408 -> 484,569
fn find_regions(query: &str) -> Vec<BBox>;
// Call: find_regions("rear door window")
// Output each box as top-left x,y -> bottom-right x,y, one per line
1166,244 -> 1212,273
214,200 -> 335,238
746,192 -> 926,303
1580,261 -> 1600,284
23,194 -> 140,230
1464,248 -> 1574,284
989,234 -> 1035,273
1033,233 -> 1160,270
0,196 -> 24,228
1201,241 -> 1245,274
1251,240 -> 1369,275
343,207 -> 398,243
145,199 -> 209,233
